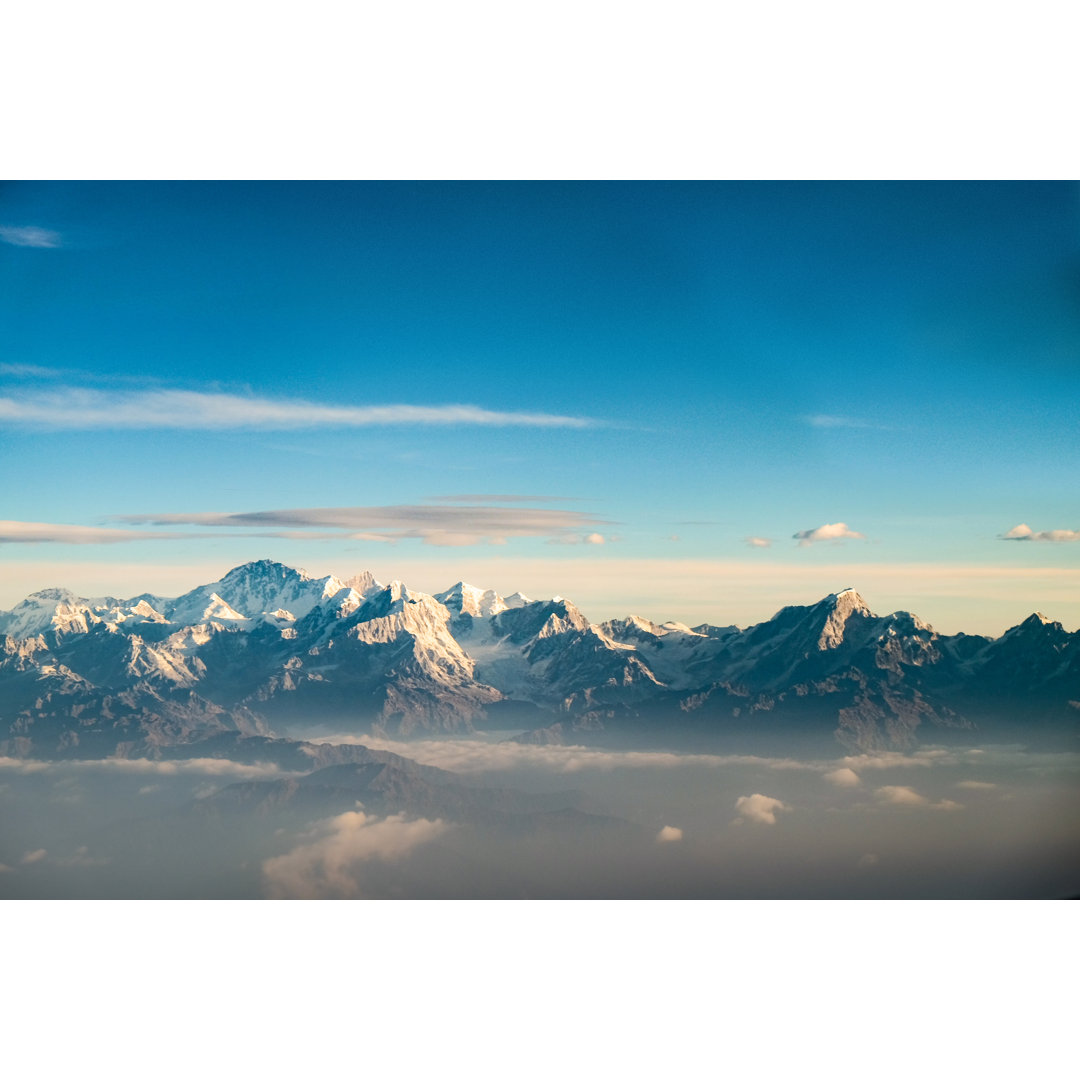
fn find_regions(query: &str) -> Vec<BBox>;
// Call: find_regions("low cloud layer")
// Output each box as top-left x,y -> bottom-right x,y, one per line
327,736 -> 822,776
0,756 -> 284,781
0,387 -> 595,431
793,522 -> 865,546
734,793 -> 791,825
262,810 -> 448,899
1001,524 -> 1080,543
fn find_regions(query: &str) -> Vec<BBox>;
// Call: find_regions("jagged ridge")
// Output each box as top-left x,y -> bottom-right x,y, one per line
1,562 -> 1076,756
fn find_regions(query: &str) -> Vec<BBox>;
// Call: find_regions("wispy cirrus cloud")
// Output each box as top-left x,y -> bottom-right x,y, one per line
0,225 -> 62,248
0,363 -> 71,379
0,387 -> 597,430
805,414 -> 888,430
1001,523 -> 1080,542
117,503 -> 610,548
792,522 -> 865,546
746,536 -> 772,548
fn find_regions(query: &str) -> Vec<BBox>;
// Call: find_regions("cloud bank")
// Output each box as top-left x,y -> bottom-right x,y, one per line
0,388 -> 596,430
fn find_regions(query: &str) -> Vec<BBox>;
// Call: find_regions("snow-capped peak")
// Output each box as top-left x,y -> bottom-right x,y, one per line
435,581 -> 507,618
165,560 -> 361,622
340,570 -> 382,599
815,588 -> 873,649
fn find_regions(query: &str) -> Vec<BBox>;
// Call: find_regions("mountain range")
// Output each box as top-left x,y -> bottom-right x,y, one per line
1,559 -> 1077,756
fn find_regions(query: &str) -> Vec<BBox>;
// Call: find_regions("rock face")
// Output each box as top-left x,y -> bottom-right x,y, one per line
0,562 -> 1076,755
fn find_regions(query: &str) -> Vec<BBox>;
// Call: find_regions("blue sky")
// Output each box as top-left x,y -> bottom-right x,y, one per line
1,181 -> 1077,633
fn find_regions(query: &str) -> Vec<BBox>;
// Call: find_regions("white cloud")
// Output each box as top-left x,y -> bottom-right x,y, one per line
793,522 -> 865,546
584,533 -> 606,545
841,752 -> 938,771
262,810 -> 448,899
0,388 -> 596,430
0,225 -> 61,248
746,537 -> 772,548
956,780 -> 996,790
1001,523 -> 1080,542
874,785 -> 962,811
734,793 -> 791,825
875,785 -> 929,806
824,767 -> 861,788
20,848 -> 48,864
655,825 -> 683,843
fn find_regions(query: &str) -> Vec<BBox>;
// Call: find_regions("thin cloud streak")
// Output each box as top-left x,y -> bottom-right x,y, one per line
117,504 -> 610,547
426,494 -> 585,504
0,520 -> 197,545
0,388 -> 597,430
805,414 -> 889,430
0,225 -> 62,248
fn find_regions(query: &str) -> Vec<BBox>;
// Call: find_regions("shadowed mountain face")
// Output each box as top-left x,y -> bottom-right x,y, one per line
1,563 -> 1077,756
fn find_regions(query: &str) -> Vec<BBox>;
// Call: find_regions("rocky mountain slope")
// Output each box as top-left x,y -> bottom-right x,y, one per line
1,560 -> 1076,754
